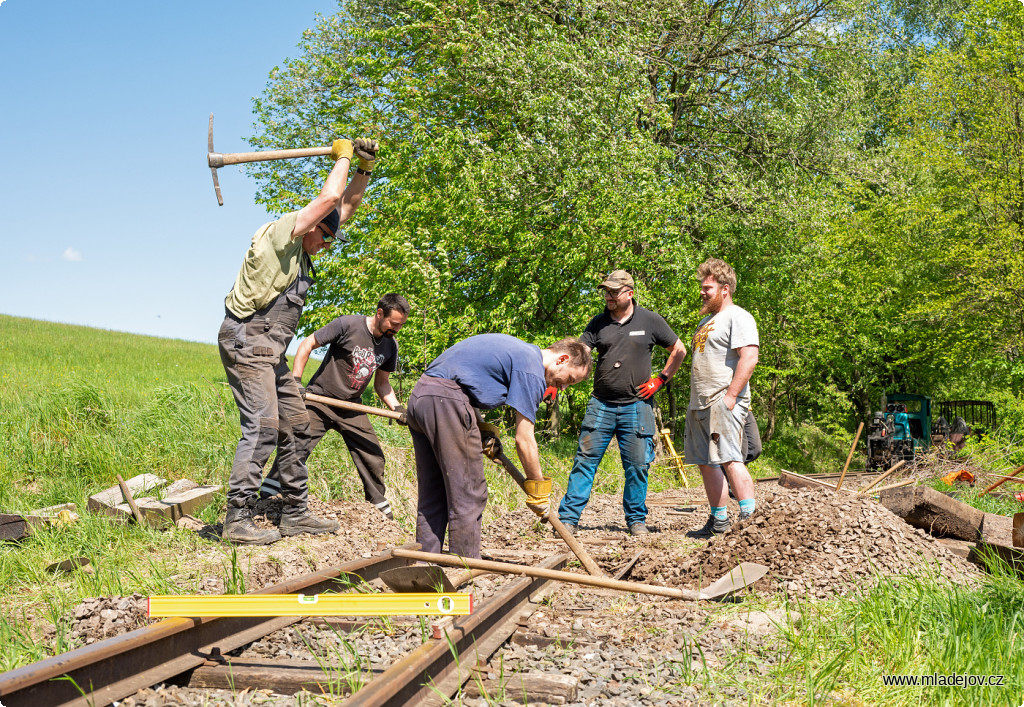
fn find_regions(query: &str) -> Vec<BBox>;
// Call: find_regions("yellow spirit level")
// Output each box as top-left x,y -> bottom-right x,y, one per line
148,593 -> 472,617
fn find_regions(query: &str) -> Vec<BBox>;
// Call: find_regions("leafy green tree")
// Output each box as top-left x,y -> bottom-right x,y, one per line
245,0 -> 936,436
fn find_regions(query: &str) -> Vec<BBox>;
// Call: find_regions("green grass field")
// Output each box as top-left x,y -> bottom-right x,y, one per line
2,314 -> 1023,706
0,314 -> 640,671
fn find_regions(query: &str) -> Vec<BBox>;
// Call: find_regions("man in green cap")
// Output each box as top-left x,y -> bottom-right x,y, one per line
218,137 -> 378,545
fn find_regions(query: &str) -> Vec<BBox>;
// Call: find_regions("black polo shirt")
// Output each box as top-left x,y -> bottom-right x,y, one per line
580,302 -> 679,404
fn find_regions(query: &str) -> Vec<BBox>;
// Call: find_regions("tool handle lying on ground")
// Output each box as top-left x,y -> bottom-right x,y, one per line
492,452 -> 606,577
304,393 -> 403,420
984,473 -> 1024,484
860,460 -> 905,493
980,463 -> 1024,497
392,548 -> 768,601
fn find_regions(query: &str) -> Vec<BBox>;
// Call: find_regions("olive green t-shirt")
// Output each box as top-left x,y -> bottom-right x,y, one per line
224,211 -> 303,319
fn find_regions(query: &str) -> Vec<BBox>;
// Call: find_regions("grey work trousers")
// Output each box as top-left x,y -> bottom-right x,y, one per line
219,313 -> 310,510
267,401 -> 391,516
407,377 -> 488,558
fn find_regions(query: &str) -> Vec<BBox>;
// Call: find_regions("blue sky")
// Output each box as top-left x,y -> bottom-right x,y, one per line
0,0 -> 341,345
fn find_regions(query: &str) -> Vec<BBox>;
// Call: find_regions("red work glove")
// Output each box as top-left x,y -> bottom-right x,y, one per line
637,373 -> 668,400
542,386 -> 558,403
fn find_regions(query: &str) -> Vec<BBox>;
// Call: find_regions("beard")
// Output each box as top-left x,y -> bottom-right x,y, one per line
700,291 -> 724,316
606,298 -> 628,315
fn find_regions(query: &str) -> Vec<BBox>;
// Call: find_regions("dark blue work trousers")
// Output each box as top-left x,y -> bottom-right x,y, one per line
558,398 -> 657,527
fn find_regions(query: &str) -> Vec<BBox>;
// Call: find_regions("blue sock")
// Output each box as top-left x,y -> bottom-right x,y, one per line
711,506 -> 728,520
739,498 -> 756,514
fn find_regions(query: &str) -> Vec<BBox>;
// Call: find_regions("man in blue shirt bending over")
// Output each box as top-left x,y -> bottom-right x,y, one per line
407,335 -> 591,559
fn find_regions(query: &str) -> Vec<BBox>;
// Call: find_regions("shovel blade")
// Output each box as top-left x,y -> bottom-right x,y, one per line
698,562 -> 769,600
381,565 -> 457,594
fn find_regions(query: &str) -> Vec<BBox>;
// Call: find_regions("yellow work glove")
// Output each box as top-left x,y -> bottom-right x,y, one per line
479,421 -> 502,460
353,137 -> 378,173
524,477 -> 552,518
330,138 -> 354,162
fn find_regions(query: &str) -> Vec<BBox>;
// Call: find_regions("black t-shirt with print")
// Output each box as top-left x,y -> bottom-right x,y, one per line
580,303 -> 678,404
306,315 -> 398,401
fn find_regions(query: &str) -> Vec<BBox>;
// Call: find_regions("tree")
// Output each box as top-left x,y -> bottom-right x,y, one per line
247,0 -> 914,434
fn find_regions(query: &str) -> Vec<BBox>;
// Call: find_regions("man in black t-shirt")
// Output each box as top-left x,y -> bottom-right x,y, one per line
264,294 -> 410,519
557,270 -> 688,537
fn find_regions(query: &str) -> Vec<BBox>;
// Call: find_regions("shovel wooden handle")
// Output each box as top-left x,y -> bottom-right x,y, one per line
304,393 -> 403,420
492,452 -> 605,577
393,548 -> 699,600
835,422 -> 864,492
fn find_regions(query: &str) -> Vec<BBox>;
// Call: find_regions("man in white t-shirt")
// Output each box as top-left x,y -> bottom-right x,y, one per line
683,258 -> 760,536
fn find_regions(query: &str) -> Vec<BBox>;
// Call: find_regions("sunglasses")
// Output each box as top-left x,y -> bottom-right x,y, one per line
319,225 -> 349,245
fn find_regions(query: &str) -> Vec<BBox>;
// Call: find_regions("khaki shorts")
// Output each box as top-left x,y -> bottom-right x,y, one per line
683,398 -> 749,466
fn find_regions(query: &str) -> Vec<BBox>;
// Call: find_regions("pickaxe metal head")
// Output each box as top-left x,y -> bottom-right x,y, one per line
208,113 -> 223,206
206,113 -> 335,206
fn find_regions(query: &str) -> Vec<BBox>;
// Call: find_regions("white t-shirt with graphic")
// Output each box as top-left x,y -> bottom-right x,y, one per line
688,304 -> 759,410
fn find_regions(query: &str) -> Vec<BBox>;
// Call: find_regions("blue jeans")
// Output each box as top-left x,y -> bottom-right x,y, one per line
558,398 -> 657,526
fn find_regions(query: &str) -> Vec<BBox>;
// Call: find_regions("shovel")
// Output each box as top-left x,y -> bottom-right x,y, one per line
392,548 -> 768,601
379,566 -> 491,593
304,392 -> 606,577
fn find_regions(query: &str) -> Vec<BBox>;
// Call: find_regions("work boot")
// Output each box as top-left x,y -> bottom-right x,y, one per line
222,505 -> 281,545
691,513 -> 731,538
628,522 -> 650,537
279,507 -> 340,537
558,521 -> 578,537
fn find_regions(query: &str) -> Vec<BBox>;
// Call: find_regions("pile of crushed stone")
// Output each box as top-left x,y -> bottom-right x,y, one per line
70,593 -> 150,645
632,486 -> 979,599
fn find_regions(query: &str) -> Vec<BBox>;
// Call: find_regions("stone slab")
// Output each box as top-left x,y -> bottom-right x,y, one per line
88,473 -> 166,514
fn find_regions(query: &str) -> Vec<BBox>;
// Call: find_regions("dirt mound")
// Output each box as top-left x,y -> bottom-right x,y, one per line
631,487 -> 979,599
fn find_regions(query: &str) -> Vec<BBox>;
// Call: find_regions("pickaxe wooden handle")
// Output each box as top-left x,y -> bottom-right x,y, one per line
207,113 -> 335,206
491,452 -> 605,577
208,146 -> 333,168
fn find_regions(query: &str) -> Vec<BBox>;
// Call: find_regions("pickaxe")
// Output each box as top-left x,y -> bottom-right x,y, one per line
207,113 -> 334,206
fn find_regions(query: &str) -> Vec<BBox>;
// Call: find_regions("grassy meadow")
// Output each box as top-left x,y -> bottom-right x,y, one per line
0,314 -> 646,670
2,314 -> 1024,707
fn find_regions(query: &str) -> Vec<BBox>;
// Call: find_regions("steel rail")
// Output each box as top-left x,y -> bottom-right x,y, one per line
344,552 -> 570,706
0,543 -> 420,707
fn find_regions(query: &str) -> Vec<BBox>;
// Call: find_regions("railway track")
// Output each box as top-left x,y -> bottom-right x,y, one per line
0,544 -> 571,707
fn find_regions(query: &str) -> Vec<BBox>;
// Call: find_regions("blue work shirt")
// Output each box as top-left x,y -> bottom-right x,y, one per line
424,334 -> 546,422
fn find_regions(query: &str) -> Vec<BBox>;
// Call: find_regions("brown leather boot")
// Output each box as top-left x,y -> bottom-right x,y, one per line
222,505 -> 281,545
279,508 -> 340,537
